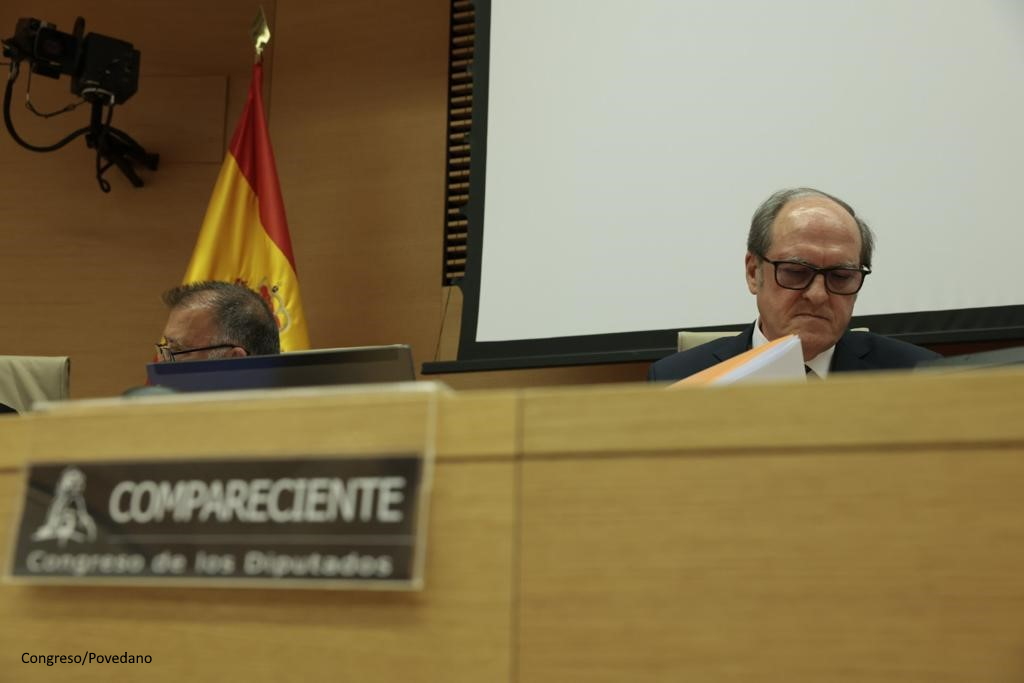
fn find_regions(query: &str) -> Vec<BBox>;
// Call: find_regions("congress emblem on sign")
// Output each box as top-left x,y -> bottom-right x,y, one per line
32,467 -> 97,547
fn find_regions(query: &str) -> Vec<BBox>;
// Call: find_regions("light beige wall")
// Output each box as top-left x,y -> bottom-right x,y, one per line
0,0 -> 648,400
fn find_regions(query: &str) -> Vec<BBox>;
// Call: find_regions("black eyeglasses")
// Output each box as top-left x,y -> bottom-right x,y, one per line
761,257 -> 870,295
155,343 -> 239,363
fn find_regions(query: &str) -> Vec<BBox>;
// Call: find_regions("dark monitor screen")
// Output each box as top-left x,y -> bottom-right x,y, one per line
145,345 -> 415,393
916,345 -> 1024,372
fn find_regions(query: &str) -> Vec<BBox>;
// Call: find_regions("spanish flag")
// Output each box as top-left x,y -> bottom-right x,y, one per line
183,62 -> 310,351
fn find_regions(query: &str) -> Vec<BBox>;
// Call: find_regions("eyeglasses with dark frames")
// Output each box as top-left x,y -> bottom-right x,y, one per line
760,257 -> 870,295
154,343 -> 240,363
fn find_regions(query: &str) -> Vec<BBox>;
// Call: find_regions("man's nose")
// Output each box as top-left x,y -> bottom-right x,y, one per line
802,272 -> 830,302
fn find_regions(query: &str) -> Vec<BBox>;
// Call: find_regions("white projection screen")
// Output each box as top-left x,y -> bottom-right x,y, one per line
442,0 -> 1024,371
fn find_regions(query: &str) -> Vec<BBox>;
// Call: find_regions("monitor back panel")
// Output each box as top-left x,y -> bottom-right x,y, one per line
145,345 -> 415,392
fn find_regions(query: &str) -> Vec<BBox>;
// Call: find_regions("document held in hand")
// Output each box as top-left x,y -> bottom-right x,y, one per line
671,334 -> 805,387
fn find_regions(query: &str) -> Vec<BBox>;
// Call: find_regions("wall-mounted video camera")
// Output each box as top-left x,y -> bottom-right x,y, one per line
1,16 -> 156,191
2,16 -> 139,104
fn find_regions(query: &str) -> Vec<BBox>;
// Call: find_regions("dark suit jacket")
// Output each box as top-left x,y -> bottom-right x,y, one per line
648,323 -> 941,382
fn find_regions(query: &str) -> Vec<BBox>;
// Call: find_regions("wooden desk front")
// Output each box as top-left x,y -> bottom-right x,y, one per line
1,370 -> 1022,682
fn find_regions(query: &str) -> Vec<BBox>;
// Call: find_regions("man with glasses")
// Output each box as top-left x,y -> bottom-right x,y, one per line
157,281 -> 280,363
649,187 -> 939,381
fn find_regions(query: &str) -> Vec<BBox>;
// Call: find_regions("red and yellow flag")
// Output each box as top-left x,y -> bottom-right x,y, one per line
183,62 -> 309,351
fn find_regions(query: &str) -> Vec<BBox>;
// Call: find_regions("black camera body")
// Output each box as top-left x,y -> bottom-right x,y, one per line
73,32 -> 140,103
1,15 -> 157,190
2,17 -> 139,104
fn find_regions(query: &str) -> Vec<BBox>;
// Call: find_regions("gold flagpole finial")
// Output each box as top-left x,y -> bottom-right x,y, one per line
251,6 -> 271,61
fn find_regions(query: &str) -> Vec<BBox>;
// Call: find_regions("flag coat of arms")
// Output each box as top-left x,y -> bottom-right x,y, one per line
183,62 -> 309,351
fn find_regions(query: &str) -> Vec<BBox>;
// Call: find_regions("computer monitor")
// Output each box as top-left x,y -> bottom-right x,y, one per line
145,345 -> 415,393
916,345 -> 1024,372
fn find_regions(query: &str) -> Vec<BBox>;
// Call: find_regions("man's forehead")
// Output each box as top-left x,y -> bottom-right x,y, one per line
777,195 -> 855,225
786,203 -> 845,224
772,198 -> 859,243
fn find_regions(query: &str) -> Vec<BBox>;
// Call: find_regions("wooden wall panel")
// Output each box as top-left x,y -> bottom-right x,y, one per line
268,0 -> 450,361
0,75 -> 225,165
0,161 -> 223,394
0,1 -> 272,399
114,77 -> 227,164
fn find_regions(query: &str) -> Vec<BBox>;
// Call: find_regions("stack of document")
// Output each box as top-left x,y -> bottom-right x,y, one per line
672,334 -> 805,387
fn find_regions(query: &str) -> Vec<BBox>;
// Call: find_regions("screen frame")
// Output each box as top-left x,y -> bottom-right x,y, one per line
423,0 -> 1024,374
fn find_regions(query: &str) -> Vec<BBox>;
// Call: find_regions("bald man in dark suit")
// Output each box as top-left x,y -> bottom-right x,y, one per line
649,188 -> 939,381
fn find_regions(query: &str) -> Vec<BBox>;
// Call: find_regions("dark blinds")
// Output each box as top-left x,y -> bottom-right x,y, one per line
443,0 -> 474,286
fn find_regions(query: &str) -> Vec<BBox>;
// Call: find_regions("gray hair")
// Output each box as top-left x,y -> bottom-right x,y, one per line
162,281 -> 281,355
747,187 -> 876,267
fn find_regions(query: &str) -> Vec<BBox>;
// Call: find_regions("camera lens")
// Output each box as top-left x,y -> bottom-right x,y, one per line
38,37 -> 66,59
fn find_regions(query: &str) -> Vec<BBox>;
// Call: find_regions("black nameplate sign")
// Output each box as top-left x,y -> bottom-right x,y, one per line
8,456 -> 427,589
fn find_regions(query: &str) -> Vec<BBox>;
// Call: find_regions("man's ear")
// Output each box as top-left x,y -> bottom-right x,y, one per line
745,252 -> 760,294
227,346 -> 248,358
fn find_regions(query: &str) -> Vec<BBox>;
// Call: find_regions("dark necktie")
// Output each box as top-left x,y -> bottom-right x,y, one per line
805,365 -> 818,380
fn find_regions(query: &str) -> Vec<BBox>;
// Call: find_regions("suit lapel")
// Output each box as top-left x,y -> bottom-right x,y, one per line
832,330 -> 872,371
712,323 -> 756,363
